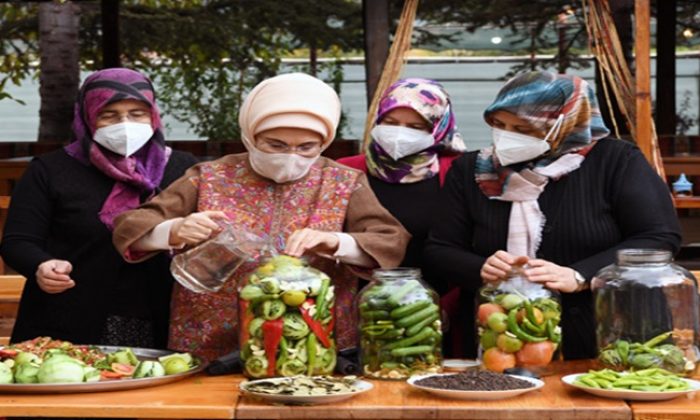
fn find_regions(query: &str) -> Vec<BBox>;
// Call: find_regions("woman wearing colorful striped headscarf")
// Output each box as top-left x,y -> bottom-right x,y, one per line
0,68 -> 198,347
425,71 -> 680,359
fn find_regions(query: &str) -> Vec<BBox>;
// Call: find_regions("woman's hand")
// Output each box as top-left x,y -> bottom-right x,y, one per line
524,259 -> 579,293
36,259 -> 75,294
169,211 -> 228,247
285,229 -> 339,258
480,250 -> 528,283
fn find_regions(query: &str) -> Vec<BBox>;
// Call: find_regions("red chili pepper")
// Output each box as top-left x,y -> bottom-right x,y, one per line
239,299 -> 252,346
324,309 -> 335,337
262,318 -> 284,377
299,299 -> 331,348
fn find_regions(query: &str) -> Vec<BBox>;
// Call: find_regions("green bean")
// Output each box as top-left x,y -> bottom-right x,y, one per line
314,278 -> 331,320
390,300 -> 431,319
395,304 -> 438,328
390,345 -> 434,357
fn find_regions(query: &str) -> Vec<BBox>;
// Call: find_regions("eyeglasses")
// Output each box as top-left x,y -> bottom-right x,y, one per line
257,139 -> 322,157
96,109 -> 151,125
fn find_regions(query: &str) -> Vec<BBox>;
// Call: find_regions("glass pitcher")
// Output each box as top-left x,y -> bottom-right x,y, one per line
170,224 -> 262,293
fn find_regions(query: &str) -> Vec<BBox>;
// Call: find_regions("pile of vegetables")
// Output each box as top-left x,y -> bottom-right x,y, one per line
0,337 -> 196,384
574,367 -> 690,392
477,293 -> 562,373
239,255 -> 336,378
598,331 -> 696,375
358,277 -> 441,379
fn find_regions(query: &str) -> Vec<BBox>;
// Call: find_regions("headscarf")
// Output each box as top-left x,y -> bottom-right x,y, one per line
64,68 -> 171,230
476,71 -> 610,257
238,72 -> 341,152
366,78 -> 466,184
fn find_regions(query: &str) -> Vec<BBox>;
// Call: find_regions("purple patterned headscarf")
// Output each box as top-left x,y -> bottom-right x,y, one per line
64,68 -> 171,230
366,78 -> 466,183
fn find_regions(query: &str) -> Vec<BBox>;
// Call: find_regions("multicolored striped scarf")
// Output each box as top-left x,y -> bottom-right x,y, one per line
366,78 -> 466,183
476,71 -> 610,257
64,68 -> 171,230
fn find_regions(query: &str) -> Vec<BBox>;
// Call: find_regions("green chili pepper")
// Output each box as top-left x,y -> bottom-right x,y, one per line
405,313 -> 440,337
361,310 -> 391,320
386,280 -> 420,307
390,300 -> 431,319
395,304 -> 439,328
507,308 -> 547,343
380,362 -> 399,369
522,317 -> 546,335
240,285 -> 266,301
390,345 -> 434,357
384,326 -> 435,350
643,331 -> 672,348
314,278 -> 331,320
306,333 -> 317,375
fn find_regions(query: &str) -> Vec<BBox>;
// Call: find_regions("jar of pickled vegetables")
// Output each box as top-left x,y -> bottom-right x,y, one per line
592,249 -> 699,375
358,268 -> 442,380
238,255 -> 336,378
477,267 -> 562,374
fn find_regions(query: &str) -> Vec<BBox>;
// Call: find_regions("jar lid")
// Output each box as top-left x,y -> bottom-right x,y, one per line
673,173 -> 693,192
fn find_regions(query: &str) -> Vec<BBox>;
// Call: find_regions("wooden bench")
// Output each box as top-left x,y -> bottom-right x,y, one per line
0,274 -> 25,345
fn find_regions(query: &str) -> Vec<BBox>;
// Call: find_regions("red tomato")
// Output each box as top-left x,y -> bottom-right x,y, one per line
482,347 -> 516,373
477,303 -> 506,326
515,341 -> 556,367
0,349 -> 18,358
111,362 -> 135,376
100,370 -> 125,380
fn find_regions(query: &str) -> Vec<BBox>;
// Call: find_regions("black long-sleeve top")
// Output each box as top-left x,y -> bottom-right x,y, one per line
424,138 -> 682,359
0,148 -> 198,346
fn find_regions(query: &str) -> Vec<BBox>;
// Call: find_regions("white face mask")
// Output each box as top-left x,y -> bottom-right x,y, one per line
492,114 -> 564,166
371,125 -> 435,160
93,122 -> 154,157
248,148 -> 319,183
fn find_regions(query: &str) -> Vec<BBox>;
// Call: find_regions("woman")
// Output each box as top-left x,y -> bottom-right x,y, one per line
424,71 -> 681,359
339,78 -> 467,355
112,72 -> 409,361
0,68 -> 198,348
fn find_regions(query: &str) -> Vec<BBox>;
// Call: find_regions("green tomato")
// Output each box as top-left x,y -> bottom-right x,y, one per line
487,312 -> 508,333
500,294 -> 524,310
480,329 -> 498,350
496,333 -> 524,353
163,358 -> 190,375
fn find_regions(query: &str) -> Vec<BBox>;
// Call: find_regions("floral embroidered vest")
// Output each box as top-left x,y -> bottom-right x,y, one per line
169,157 -> 360,361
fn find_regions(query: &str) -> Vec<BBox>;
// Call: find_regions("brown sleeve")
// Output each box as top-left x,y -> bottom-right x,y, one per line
344,173 -> 410,268
112,164 -> 201,261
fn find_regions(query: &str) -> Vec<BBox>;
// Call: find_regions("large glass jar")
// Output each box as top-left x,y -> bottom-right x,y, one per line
592,249 -> 699,375
358,268 -> 442,380
238,255 -> 336,378
477,268 -> 562,374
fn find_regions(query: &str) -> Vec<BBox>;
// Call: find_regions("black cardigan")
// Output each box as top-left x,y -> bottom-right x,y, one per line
424,138 -> 682,359
0,148 -> 198,347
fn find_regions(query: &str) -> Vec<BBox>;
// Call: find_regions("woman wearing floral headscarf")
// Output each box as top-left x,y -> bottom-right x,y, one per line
425,71 -> 680,359
113,72 -> 408,361
0,68 -> 198,347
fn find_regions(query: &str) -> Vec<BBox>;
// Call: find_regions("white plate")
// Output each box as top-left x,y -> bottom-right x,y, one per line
239,377 -> 373,405
442,359 -> 481,372
407,373 -> 543,400
562,373 -> 700,401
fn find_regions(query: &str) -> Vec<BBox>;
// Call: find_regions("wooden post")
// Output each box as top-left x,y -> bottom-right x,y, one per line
101,0 -> 120,68
363,0 -> 389,107
635,0 -> 653,163
655,0 -> 676,135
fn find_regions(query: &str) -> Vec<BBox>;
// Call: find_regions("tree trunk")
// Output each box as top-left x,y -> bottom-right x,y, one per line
38,1 -> 80,143
309,38 -> 318,77
362,0 -> 389,107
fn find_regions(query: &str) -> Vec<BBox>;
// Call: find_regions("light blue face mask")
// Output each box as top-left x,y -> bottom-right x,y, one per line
492,114 -> 564,166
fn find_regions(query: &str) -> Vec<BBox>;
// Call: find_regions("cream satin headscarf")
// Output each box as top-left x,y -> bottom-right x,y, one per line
238,72 -> 341,152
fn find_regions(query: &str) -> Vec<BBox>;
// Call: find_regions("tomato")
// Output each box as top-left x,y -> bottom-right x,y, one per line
0,349 -> 18,358
496,333 -> 523,353
111,362 -> 136,376
486,312 -> 508,333
515,340 -> 556,367
516,307 -> 544,325
100,370 -> 125,380
477,303 -> 505,326
482,347 -> 516,373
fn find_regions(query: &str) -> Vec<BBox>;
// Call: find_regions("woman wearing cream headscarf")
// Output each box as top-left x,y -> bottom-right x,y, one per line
112,73 -> 409,360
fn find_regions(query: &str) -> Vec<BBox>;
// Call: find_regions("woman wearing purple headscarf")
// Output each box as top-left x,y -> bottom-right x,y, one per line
0,68 -> 197,347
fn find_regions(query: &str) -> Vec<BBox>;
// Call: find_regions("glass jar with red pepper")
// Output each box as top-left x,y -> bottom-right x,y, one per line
358,268 -> 442,380
238,255 -> 335,378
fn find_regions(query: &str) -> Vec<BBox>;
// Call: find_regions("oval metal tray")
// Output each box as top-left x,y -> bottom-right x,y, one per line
0,345 -> 205,394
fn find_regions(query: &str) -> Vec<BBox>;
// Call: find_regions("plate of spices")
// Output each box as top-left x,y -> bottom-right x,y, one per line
239,375 -> 373,405
407,370 -> 543,400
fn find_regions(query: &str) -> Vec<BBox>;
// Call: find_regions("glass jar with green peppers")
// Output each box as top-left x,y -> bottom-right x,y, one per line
477,267 -> 562,374
238,255 -> 336,378
358,268 -> 442,380
592,249 -> 699,376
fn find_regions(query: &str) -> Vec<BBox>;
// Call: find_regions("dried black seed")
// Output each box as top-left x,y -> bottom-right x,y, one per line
415,370 -> 535,391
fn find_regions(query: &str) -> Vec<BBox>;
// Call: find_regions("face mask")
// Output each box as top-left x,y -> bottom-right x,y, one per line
371,125 -> 435,160
492,114 -> 564,166
93,122 -> 154,157
248,148 -> 319,183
